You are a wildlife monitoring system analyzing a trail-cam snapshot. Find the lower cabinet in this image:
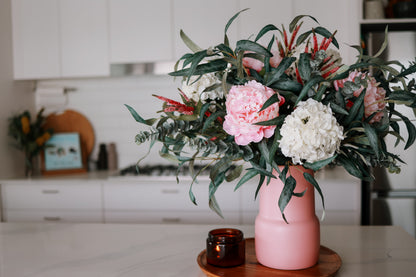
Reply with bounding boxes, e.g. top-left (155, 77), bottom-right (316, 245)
top-left (103, 178), bottom-right (242, 224)
top-left (1, 180), bottom-right (103, 223)
top-left (0, 174), bottom-right (361, 225)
